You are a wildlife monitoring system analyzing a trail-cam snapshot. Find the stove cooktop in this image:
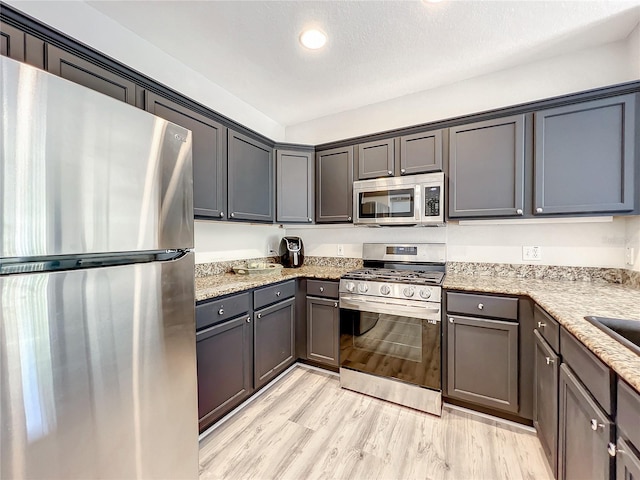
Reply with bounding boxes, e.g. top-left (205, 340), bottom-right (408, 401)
top-left (342, 268), bottom-right (445, 286)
